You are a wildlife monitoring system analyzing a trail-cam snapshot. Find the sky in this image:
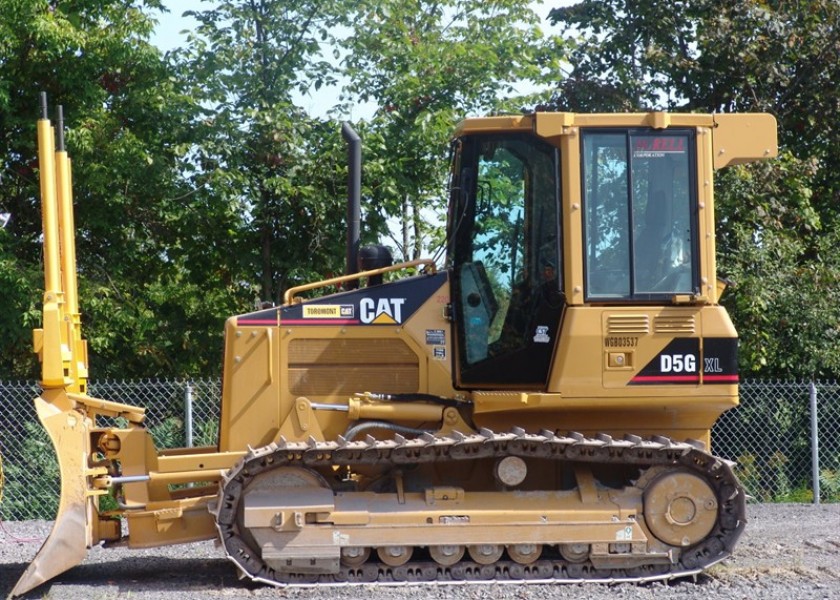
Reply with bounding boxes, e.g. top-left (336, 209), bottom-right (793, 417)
top-left (150, 1), bottom-right (561, 50)
top-left (150, 1), bottom-right (201, 51)
top-left (149, 1), bottom-right (566, 119)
